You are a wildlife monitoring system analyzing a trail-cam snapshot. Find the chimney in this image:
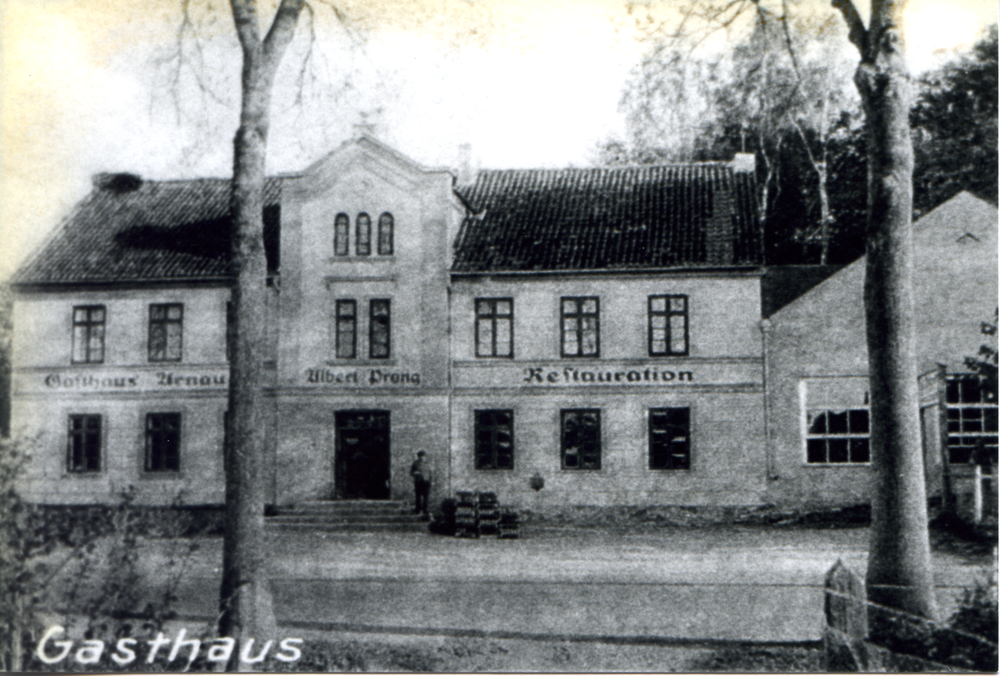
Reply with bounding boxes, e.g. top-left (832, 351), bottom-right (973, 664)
top-left (93, 172), bottom-right (142, 193)
top-left (456, 143), bottom-right (473, 185)
top-left (730, 153), bottom-right (756, 173)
